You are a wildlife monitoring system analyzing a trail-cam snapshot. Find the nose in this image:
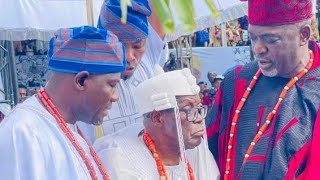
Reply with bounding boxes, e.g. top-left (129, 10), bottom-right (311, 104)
top-left (252, 39), bottom-right (267, 56)
top-left (194, 112), bottom-right (204, 124)
top-left (125, 47), bottom-right (136, 64)
top-left (111, 90), bottom-right (119, 102)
